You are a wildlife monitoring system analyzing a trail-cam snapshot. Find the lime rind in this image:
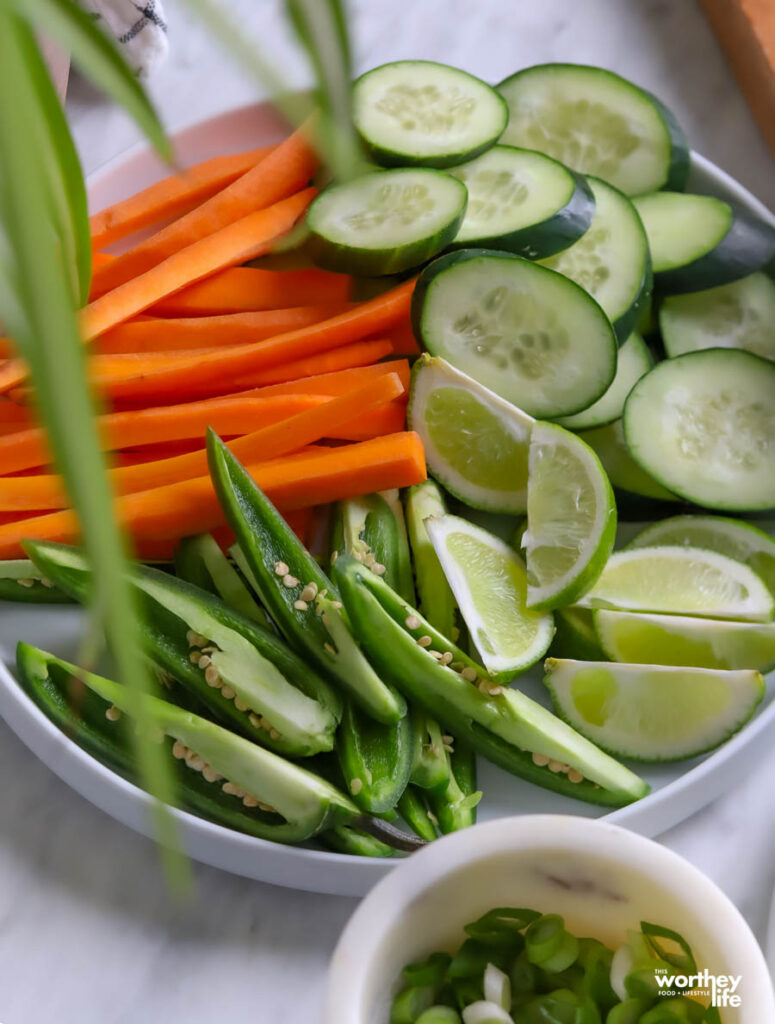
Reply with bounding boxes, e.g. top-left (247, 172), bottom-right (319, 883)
top-left (544, 657), bottom-right (765, 762)
top-left (524, 422), bottom-right (617, 610)
top-left (408, 354), bottom-right (535, 513)
top-left (594, 609), bottom-right (775, 673)
top-left (627, 514), bottom-right (775, 596)
top-left (577, 545), bottom-right (775, 622)
top-left (425, 513), bottom-right (554, 679)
